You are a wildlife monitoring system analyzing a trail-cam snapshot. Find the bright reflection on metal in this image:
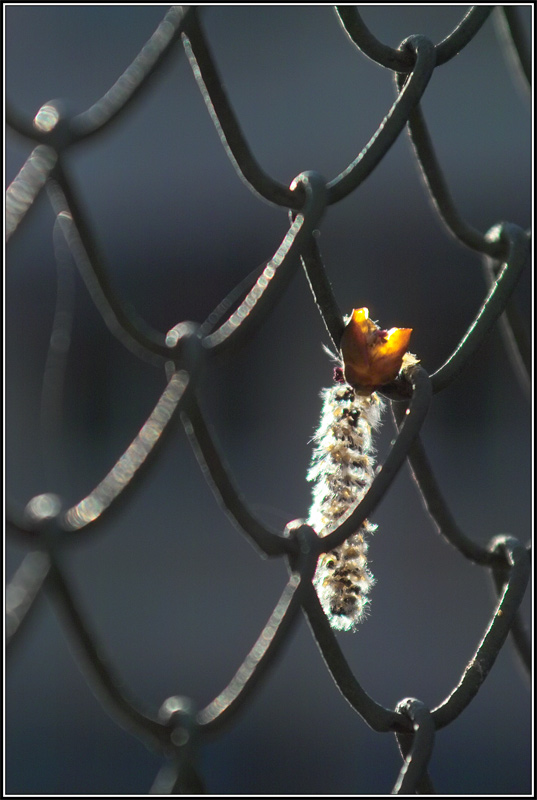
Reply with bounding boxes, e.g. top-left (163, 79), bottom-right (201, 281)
top-left (64, 371), bottom-right (189, 529)
top-left (73, 7), bottom-right (185, 135)
top-left (208, 220), bottom-right (303, 345)
top-left (33, 103), bottom-right (60, 132)
top-left (25, 493), bottom-right (62, 522)
top-left (5, 146), bottom-right (57, 241)
top-left (166, 321), bottom-right (194, 349)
